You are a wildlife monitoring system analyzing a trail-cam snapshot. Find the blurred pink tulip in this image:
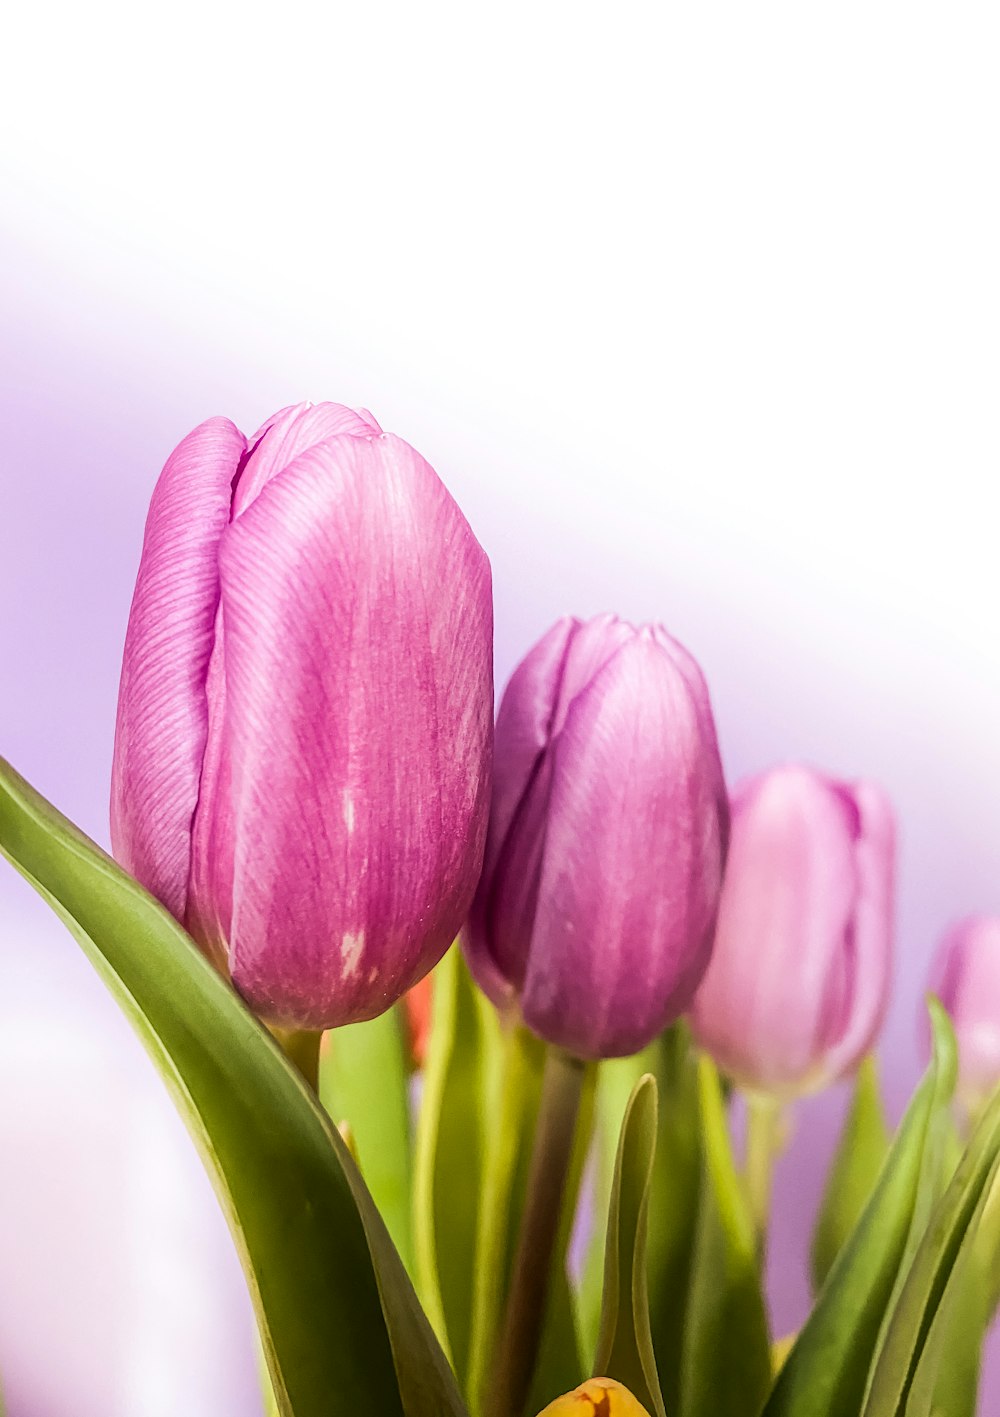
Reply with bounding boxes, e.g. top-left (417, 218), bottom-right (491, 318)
top-left (691, 765), bottom-right (894, 1096)
top-left (927, 916), bottom-right (1000, 1110)
top-left (111, 401), bottom-right (493, 1030)
top-left (465, 613), bottom-right (728, 1058)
